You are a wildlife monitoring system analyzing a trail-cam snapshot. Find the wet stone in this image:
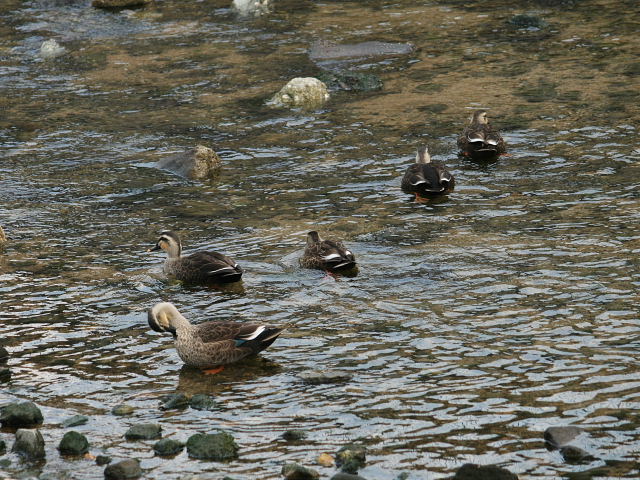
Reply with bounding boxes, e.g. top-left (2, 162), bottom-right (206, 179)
top-left (96, 455), bottom-right (112, 465)
top-left (0, 346), bottom-right (8, 362)
top-left (186, 431), bottom-right (239, 461)
top-left (0, 401), bottom-right (44, 428)
top-left (544, 426), bottom-right (585, 449)
top-left (189, 394), bottom-right (219, 411)
top-left (0, 368), bottom-right (10, 382)
top-left (561, 445), bottom-right (596, 464)
top-left (268, 78), bottom-right (329, 109)
top-left (331, 474), bottom-right (368, 480)
top-left (282, 429), bottom-right (307, 442)
top-left (298, 369), bottom-right (352, 385)
top-left (316, 71), bottom-right (383, 92)
top-left (59, 431), bottom-right (89, 455)
top-left (104, 458), bottom-right (142, 479)
top-left (507, 14), bottom-right (548, 30)
top-left (111, 404), bottom-right (134, 416)
top-left (336, 444), bottom-right (366, 473)
top-left (160, 393), bottom-right (190, 411)
top-left (154, 438), bottom-right (185, 456)
top-left (282, 463), bottom-right (320, 480)
top-left (317, 453), bottom-right (334, 467)
top-left (452, 463), bottom-right (518, 480)
top-left (124, 423), bottom-right (162, 440)
top-left (12, 428), bottom-right (45, 460)
top-left (61, 415), bottom-right (89, 428)
top-left (156, 145), bottom-right (221, 181)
